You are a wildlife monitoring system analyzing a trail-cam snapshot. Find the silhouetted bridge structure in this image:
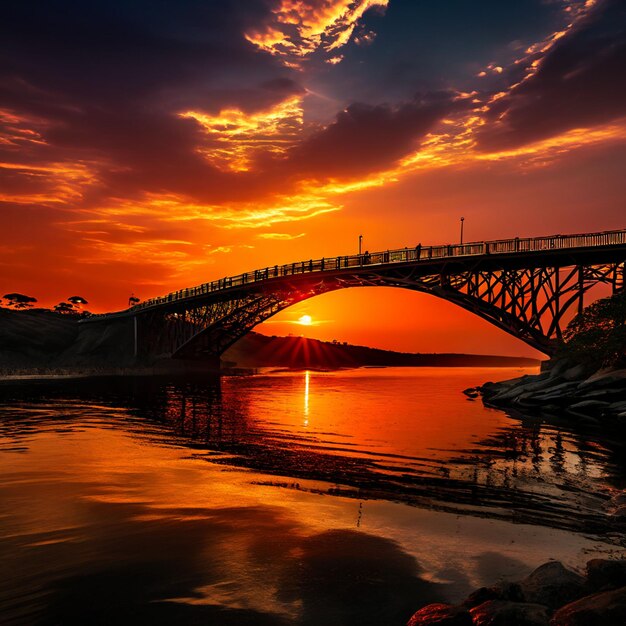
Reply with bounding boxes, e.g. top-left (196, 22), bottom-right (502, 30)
top-left (83, 229), bottom-right (626, 361)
